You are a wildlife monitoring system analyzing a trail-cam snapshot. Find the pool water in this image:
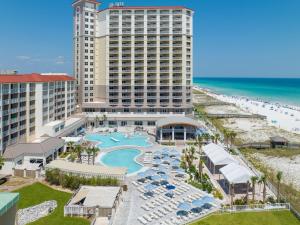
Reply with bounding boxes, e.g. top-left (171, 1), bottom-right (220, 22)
top-left (85, 132), bottom-right (151, 148)
top-left (101, 148), bottom-right (142, 174)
